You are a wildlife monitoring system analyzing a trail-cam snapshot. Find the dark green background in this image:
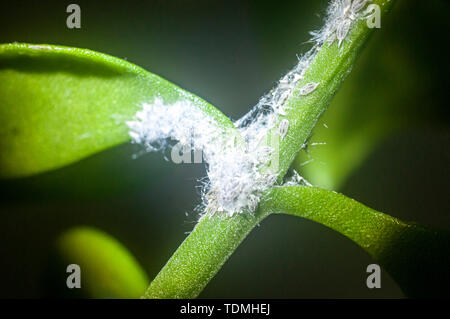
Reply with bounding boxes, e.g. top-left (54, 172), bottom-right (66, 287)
top-left (0, 0), bottom-right (449, 298)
